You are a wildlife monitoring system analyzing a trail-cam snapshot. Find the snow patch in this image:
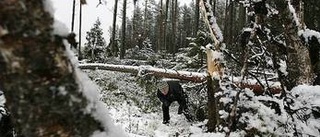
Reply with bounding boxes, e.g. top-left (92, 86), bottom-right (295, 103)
top-left (287, 0), bottom-right (300, 27)
top-left (206, 44), bottom-right (224, 61)
top-left (0, 91), bottom-right (5, 106)
top-left (298, 29), bottom-right (320, 43)
top-left (204, 2), bottom-right (224, 42)
top-left (291, 85), bottom-right (320, 107)
top-left (278, 60), bottom-right (288, 76)
top-left (90, 131), bottom-right (108, 137)
top-left (43, 0), bottom-right (55, 16)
